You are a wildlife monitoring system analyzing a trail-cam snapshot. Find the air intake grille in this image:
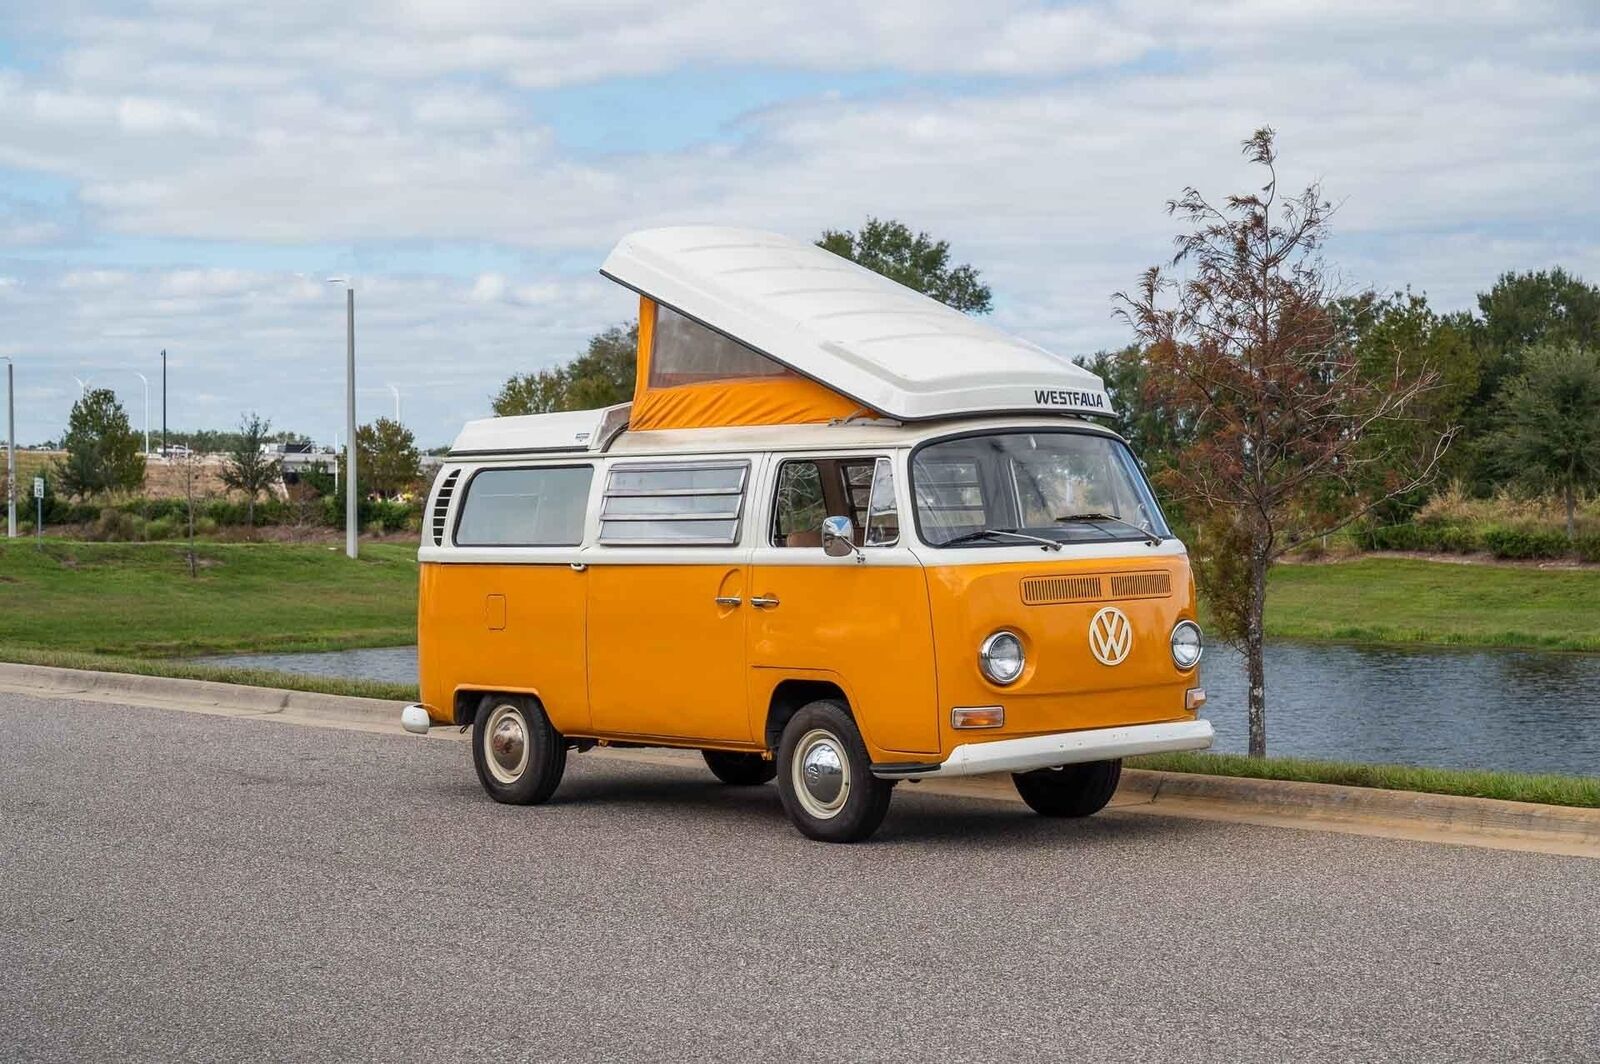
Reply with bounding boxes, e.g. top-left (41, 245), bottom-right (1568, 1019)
top-left (1110, 571), bottom-right (1172, 599)
top-left (1021, 570), bottom-right (1172, 605)
top-left (431, 468), bottom-right (461, 546)
top-left (1020, 575), bottom-right (1104, 604)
